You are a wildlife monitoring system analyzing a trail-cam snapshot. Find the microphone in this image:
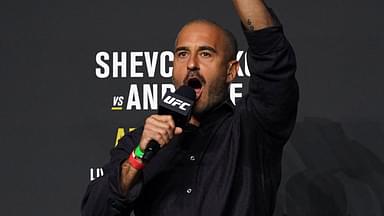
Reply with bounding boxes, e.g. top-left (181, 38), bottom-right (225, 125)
top-left (142, 86), bottom-right (196, 161)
